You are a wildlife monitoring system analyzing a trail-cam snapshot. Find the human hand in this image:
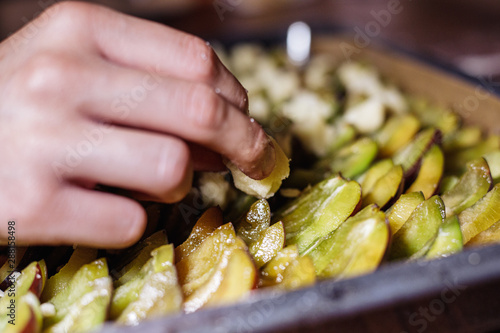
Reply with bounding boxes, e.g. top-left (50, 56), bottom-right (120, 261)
top-left (0, 2), bottom-right (275, 248)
